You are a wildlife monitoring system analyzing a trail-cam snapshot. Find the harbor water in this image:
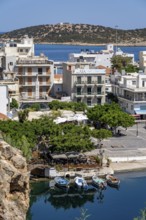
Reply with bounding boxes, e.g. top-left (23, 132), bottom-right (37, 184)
top-left (35, 44), bottom-right (146, 62)
top-left (27, 171), bottom-right (146, 220)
